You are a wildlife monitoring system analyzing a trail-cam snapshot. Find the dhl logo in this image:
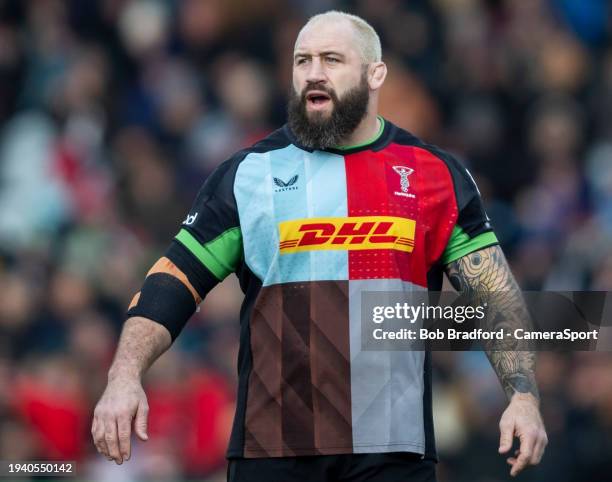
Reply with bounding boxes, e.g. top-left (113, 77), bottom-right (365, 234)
top-left (278, 216), bottom-right (416, 254)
